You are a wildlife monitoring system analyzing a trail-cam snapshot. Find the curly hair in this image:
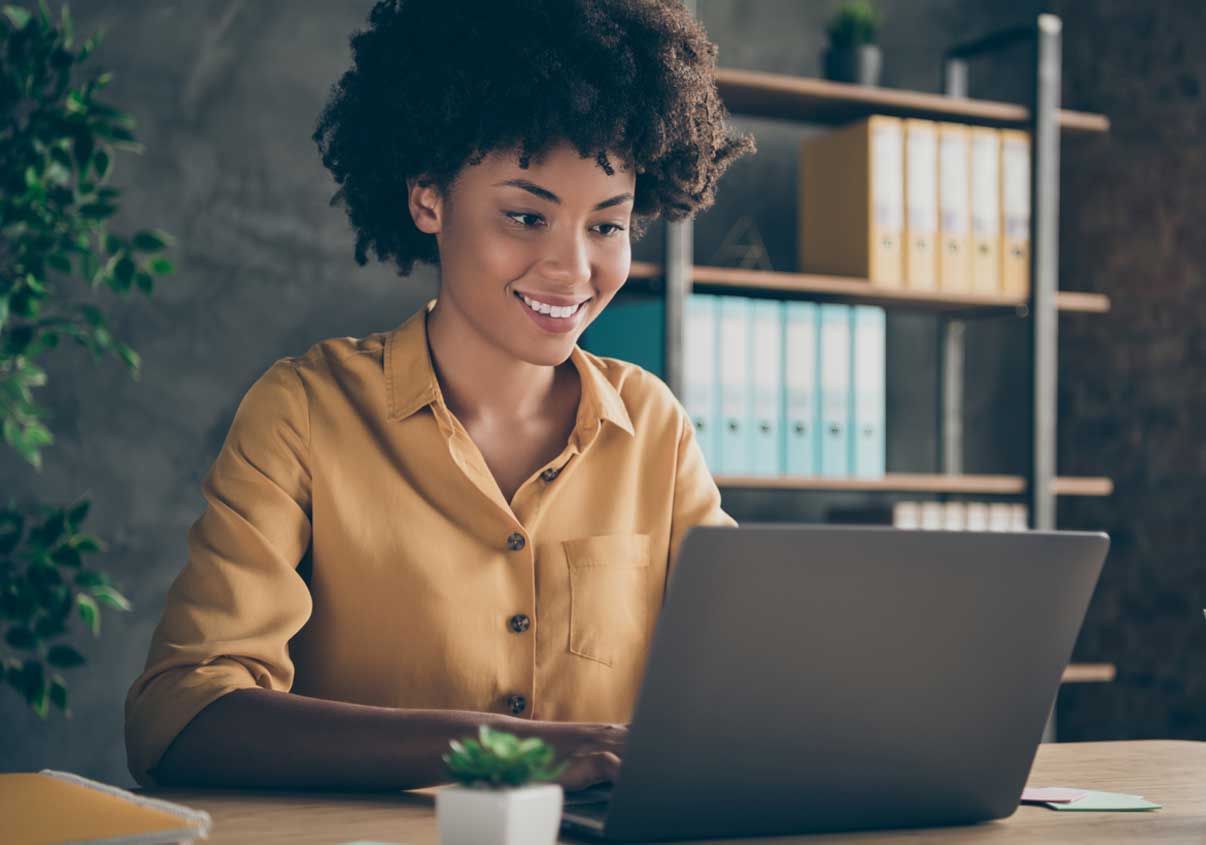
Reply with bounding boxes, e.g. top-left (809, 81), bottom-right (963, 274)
top-left (312, 0), bottom-right (756, 277)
